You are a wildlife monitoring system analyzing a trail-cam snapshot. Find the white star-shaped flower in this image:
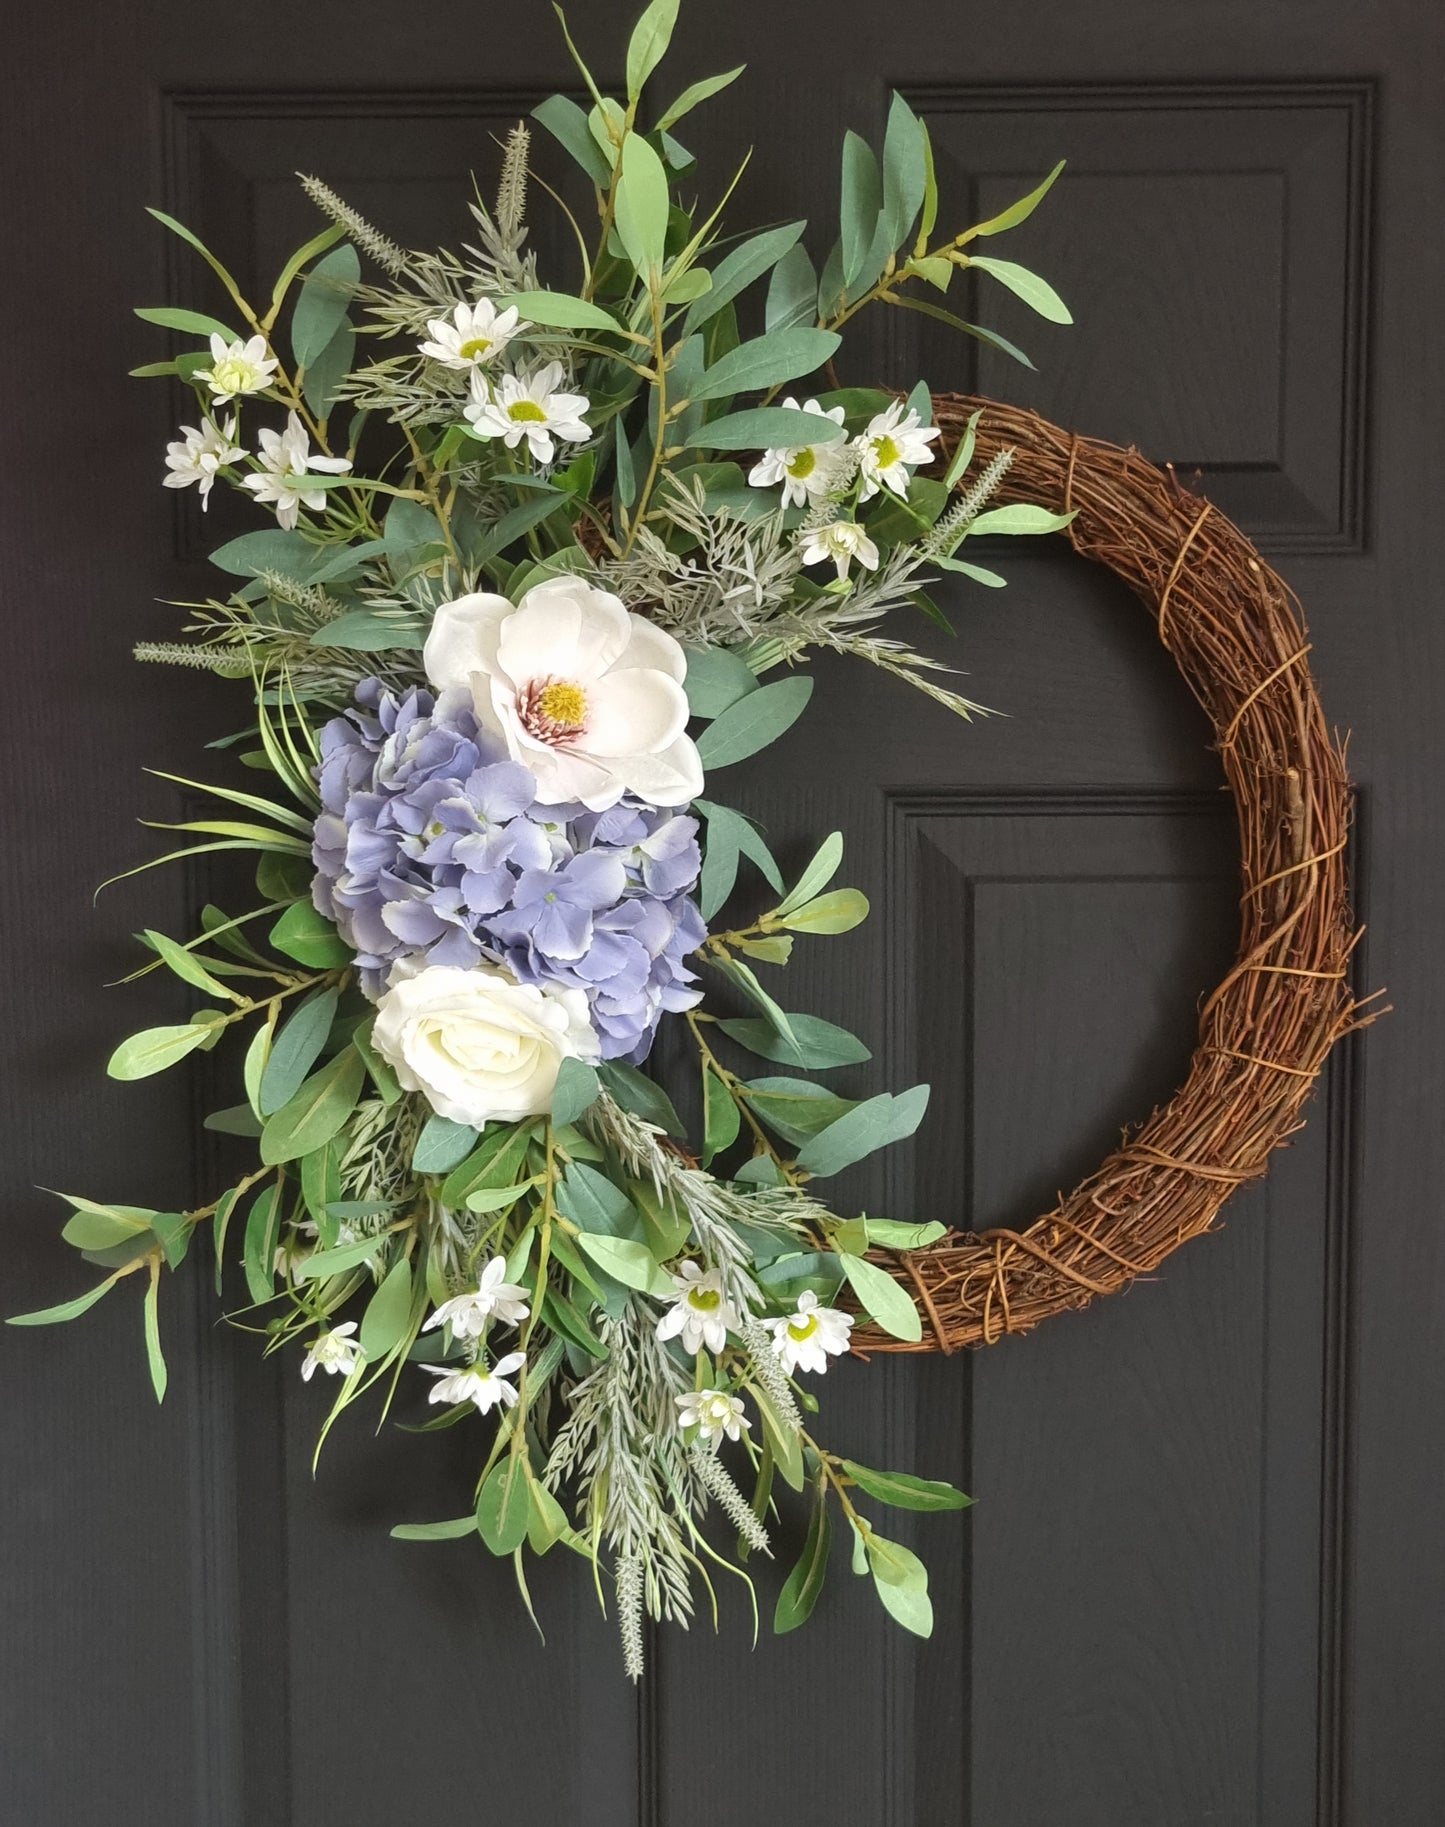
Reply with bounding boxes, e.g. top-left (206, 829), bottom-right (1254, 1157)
top-left (162, 414), bottom-right (245, 508)
top-left (196, 333), bottom-right (279, 404)
top-left (747, 396), bottom-right (848, 507)
top-left (301, 1321), bottom-right (363, 1381)
top-left (655, 1260), bottom-right (741, 1355)
top-left (420, 1350), bottom-right (526, 1414)
top-left (464, 360), bottom-right (591, 465)
top-left (242, 410), bottom-right (352, 530)
top-left (853, 399), bottom-right (940, 501)
top-left (675, 1388), bottom-right (750, 1443)
top-left (419, 298), bottom-right (527, 371)
top-left (422, 1256), bottom-right (532, 1340)
top-left (762, 1290), bottom-right (854, 1375)
top-left (799, 519), bottom-right (879, 581)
